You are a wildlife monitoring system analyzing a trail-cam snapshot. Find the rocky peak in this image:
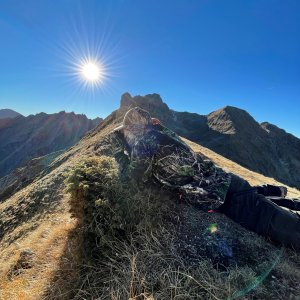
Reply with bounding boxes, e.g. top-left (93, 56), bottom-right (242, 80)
top-left (95, 92), bottom-right (300, 189)
top-left (0, 109), bottom-right (23, 119)
top-left (120, 92), bottom-right (167, 109)
top-left (120, 92), bottom-right (133, 107)
top-left (211, 106), bottom-right (254, 123)
top-left (118, 93), bottom-right (171, 125)
top-left (207, 106), bottom-right (262, 135)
